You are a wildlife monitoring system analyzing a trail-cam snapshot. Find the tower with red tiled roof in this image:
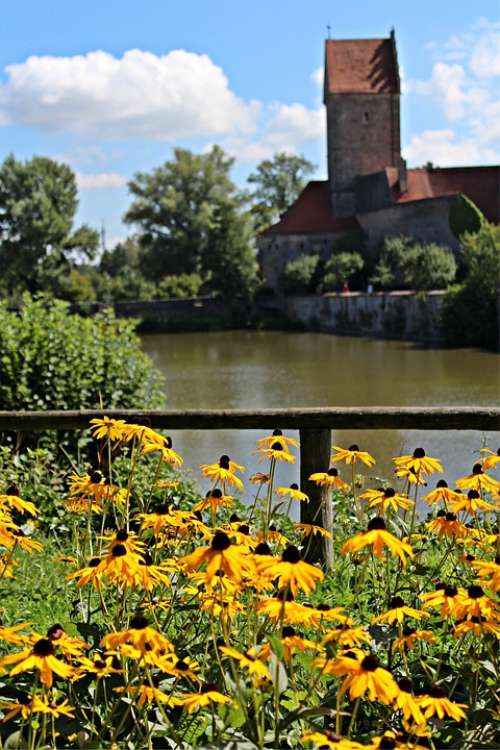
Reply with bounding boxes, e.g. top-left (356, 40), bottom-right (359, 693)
top-left (324, 30), bottom-right (404, 216)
